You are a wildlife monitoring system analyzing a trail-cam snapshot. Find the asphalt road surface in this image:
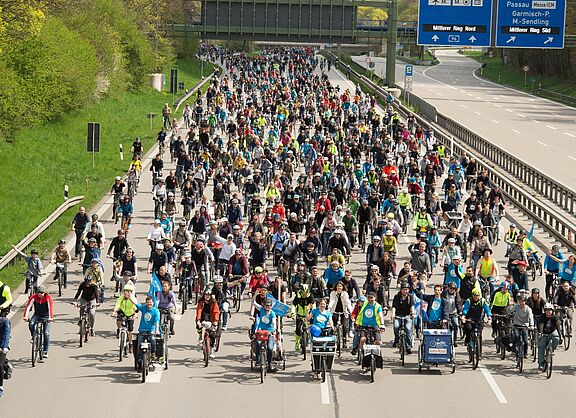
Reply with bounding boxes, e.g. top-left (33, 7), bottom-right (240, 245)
top-left (3, 65), bottom-right (576, 418)
top-left (352, 50), bottom-right (576, 190)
